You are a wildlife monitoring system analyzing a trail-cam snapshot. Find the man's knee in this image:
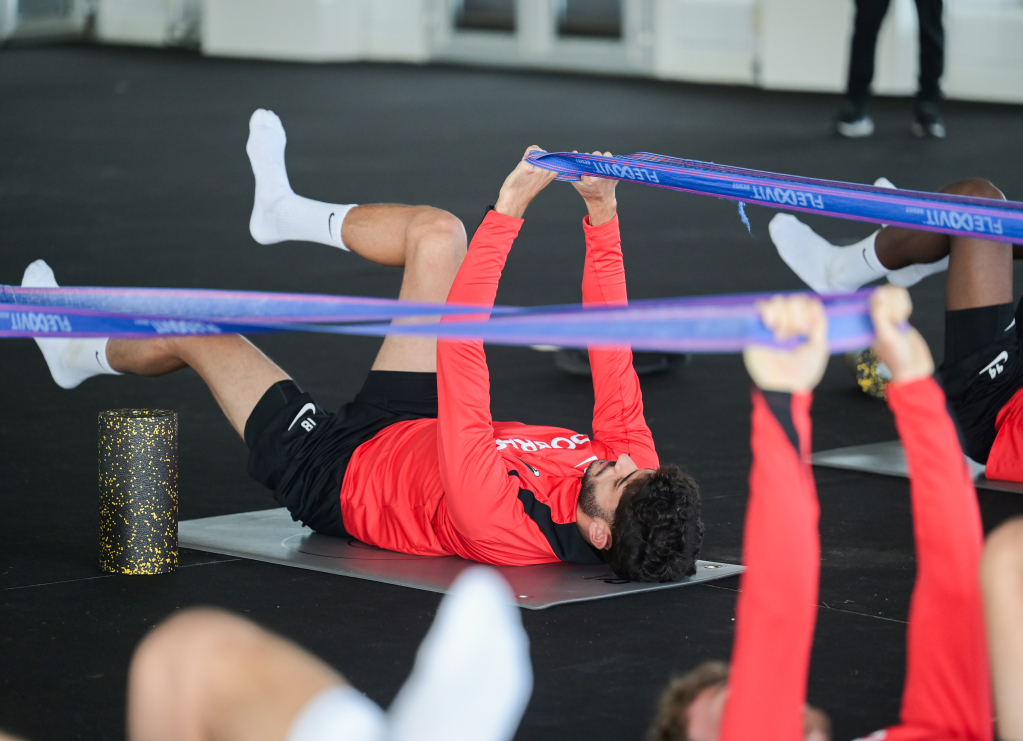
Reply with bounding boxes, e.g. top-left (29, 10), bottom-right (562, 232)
top-left (983, 518), bottom-right (1023, 584)
top-left (940, 178), bottom-right (1006, 201)
top-left (407, 208), bottom-right (468, 266)
top-left (131, 608), bottom-right (262, 692)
